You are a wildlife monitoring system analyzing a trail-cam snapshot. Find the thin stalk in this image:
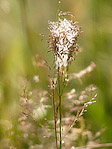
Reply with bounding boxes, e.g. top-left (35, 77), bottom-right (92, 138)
top-left (59, 95), bottom-right (62, 149)
top-left (58, 69), bottom-right (62, 149)
top-left (52, 89), bottom-right (58, 149)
